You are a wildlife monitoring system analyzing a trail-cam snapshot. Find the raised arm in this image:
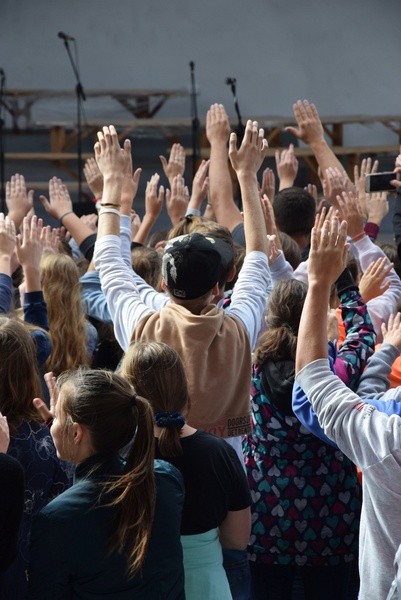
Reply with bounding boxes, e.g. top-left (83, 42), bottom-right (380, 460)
top-left (0, 213), bottom-right (16, 313)
top-left (228, 120), bottom-right (269, 255)
top-left (206, 103), bottom-right (243, 232)
top-left (226, 120), bottom-right (271, 348)
top-left (275, 144), bottom-right (298, 190)
top-left (133, 174), bottom-right (164, 244)
top-left (93, 127), bottom-right (154, 350)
